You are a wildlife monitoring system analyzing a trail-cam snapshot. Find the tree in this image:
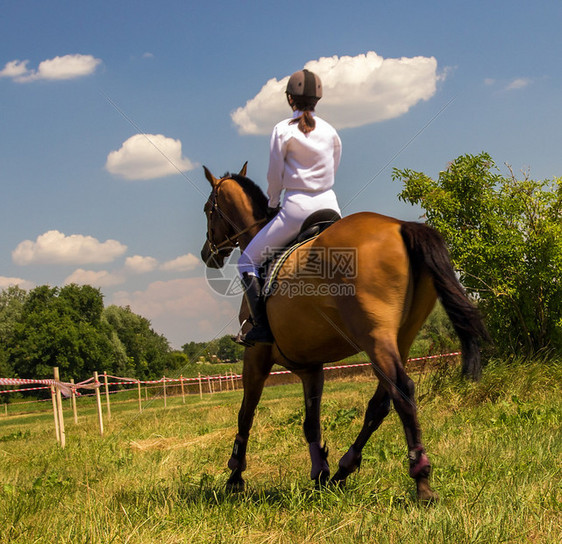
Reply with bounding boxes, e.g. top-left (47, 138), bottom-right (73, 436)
top-left (182, 340), bottom-right (209, 362)
top-left (9, 285), bottom-right (119, 381)
top-left (181, 335), bottom-right (244, 363)
top-left (2, 285), bottom-right (179, 382)
top-left (103, 305), bottom-right (171, 379)
top-left (215, 335), bottom-right (245, 362)
top-left (0, 286), bottom-right (27, 377)
top-left (59, 283), bottom-right (105, 326)
top-left (394, 152), bottom-right (562, 357)
top-left (165, 351), bottom-right (190, 374)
